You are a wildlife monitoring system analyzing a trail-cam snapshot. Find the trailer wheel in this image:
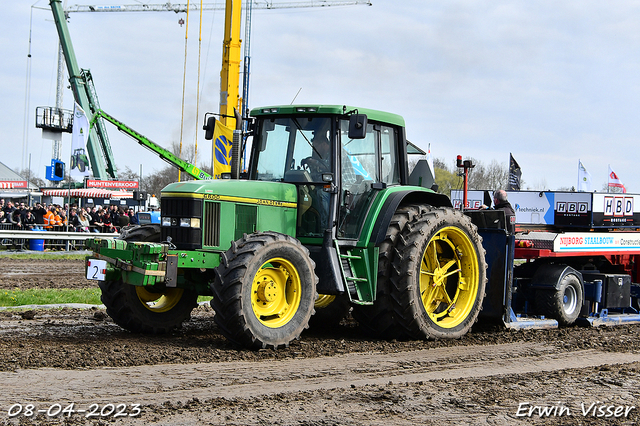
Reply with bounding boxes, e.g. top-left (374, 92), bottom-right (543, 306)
top-left (308, 294), bottom-right (351, 329)
top-left (352, 205), bottom-right (423, 338)
top-left (211, 232), bottom-right (318, 349)
top-left (391, 207), bottom-right (487, 340)
top-left (536, 273), bottom-right (583, 325)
